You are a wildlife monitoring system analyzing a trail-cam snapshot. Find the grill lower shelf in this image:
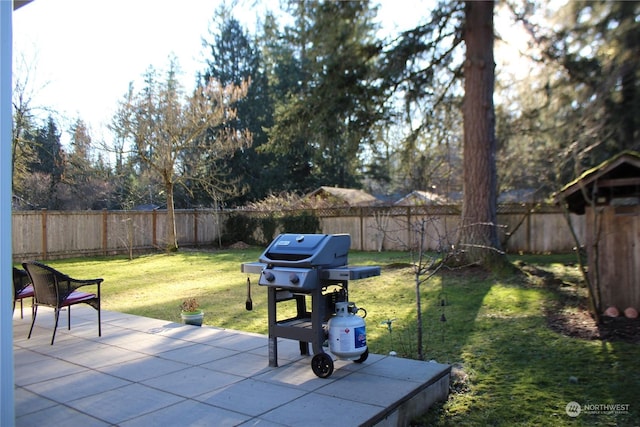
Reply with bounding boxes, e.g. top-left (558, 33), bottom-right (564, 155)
top-left (276, 317), bottom-right (313, 329)
top-left (272, 317), bottom-right (322, 344)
